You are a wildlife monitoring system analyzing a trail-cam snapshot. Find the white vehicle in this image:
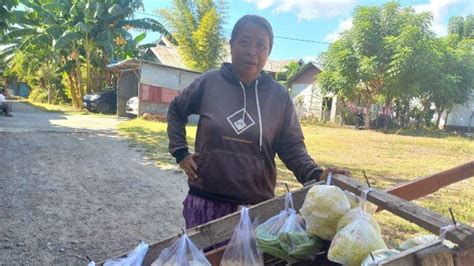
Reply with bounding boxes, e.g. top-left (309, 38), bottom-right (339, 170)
top-left (126, 96), bottom-right (138, 115)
